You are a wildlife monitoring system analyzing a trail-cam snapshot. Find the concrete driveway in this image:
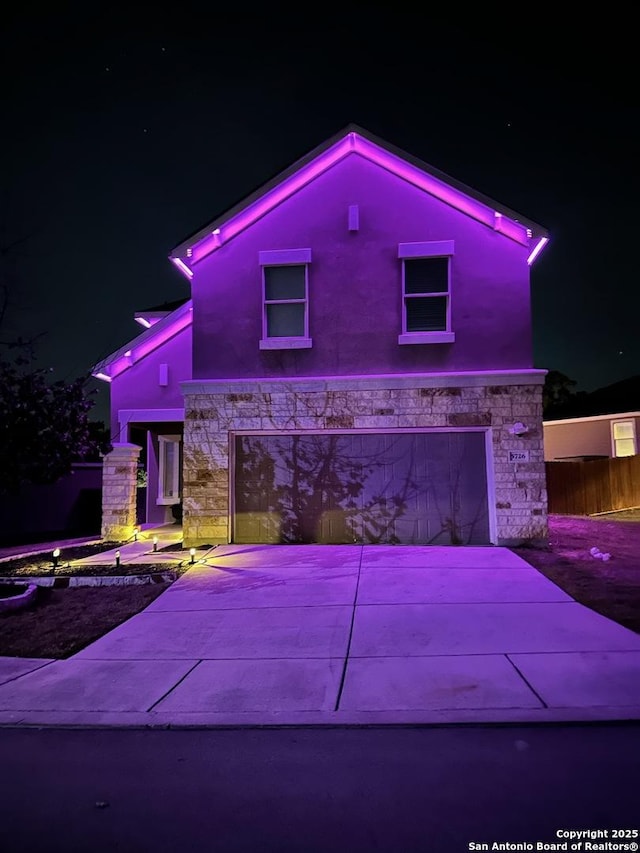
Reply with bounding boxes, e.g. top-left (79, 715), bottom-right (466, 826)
top-left (2, 544), bottom-right (640, 726)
